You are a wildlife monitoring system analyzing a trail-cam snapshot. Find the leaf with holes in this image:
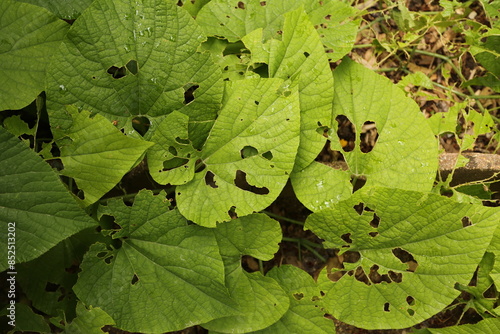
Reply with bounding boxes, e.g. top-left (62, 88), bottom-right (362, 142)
top-left (202, 213), bottom-right (289, 332)
top-left (58, 107), bottom-right (153, 206)
top-left (196, 0), bottom-right (359, 61)
top-left (0, 127), bottom-right (95, 271)
top-left (62, 303), bottom-right (114, 334)
top-left (292, 58), bottom-right (439, 211)
top-left (176, 77), bottom-right (300, 226)
top-left (306, 187), bottom-right (499, 329)
top-left (45, 0), bottom-right (222, 147)
top-left (0, 0), bottom-right (69, 110)
top-left (242, 7), bottom-right (334, 171)
top-left (252, 265), bottom-right (335, 334)
top-left (148, 110), bottom-right (198, 185)
top-left (74, 190), bottom-right (236, 333)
